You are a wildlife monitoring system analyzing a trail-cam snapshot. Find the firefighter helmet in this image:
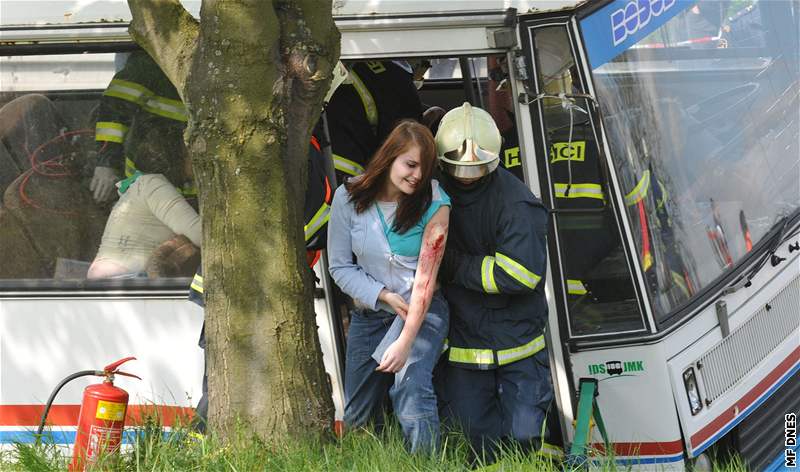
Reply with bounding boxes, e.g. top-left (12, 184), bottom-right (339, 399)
top-left (435, 102), bottom-right (502, 179)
